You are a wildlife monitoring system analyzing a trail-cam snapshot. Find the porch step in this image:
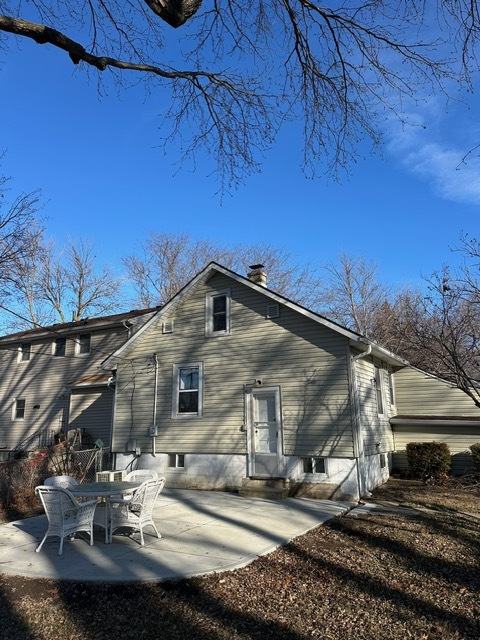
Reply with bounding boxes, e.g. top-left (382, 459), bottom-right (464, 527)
top-left (238, 478), bottom-right (290, 500)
